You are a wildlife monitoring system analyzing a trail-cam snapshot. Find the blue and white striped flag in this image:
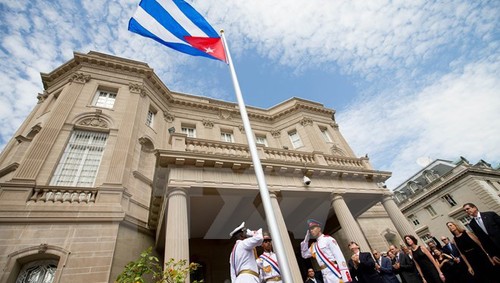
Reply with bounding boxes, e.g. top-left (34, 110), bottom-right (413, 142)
top-left (129, 0), bottom-right (226, 62)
